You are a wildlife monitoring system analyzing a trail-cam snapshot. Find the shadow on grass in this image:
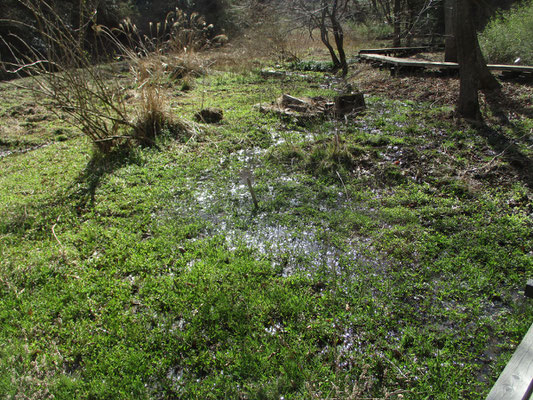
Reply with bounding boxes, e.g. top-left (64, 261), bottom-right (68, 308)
top-left (0, 146), bottom-right (142, 238)
top-left (477, 126), bottom-right (533, 188)
top-left (483, 87), bottom-right (533, 124)
top-left (476, 87), bottom-right (533, 190)
top-left (69, 145), bottom-right (143, 212)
